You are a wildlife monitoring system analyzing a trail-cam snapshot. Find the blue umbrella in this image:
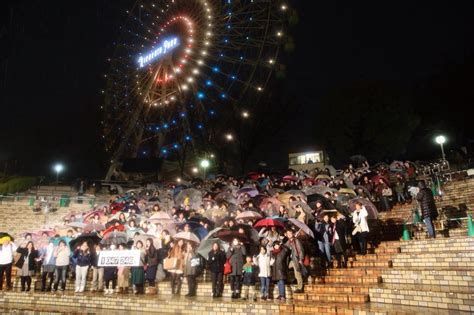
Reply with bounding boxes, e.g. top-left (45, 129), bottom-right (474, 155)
top-left (193, 226), bottom-right (209, 240)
